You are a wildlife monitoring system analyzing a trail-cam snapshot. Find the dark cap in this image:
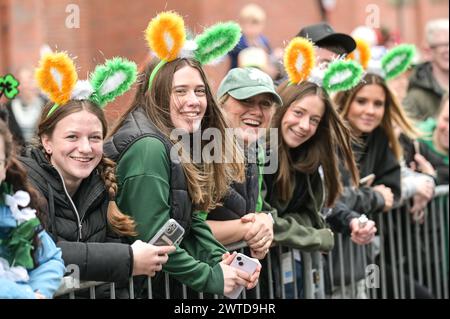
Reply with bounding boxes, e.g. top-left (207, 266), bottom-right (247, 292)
top-left (297, 22), bottom-right (356, 54)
